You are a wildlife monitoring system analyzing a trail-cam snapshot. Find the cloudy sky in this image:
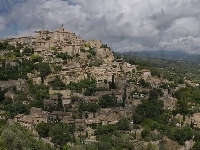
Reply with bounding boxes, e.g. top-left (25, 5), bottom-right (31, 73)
top-left (0, 0), bottom-right (200, 54)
